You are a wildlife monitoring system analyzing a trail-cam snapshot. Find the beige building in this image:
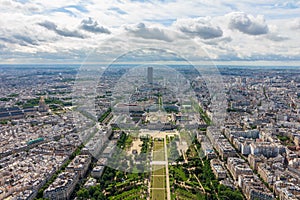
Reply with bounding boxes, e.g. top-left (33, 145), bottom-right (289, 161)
top-left (91, 166), bottom-right (105, 178)
top-left (238, 174), bottom-right (274, 200)
top-left (227, 157), bottom-right (252, 180)
top-left (257, 163), bottom-right (276, 185)
top-left (44, 172), bottom-right (79, 200)
top-left (210, 159), bottom-right (227, 180)
top-left (248, 154), bottom-right (265, 171)
top-left (65, 155), bottom-right (91, 178)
